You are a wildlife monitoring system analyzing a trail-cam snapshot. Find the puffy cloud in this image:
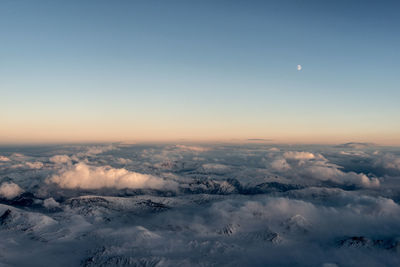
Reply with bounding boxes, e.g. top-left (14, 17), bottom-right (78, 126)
top-left (0, 155), bottom-right (11, 162)
top-left (270, 159), bottom-right (291, 171)
top-left (140, 144), bottom-right (210, 164)
top-left (6, 161), bottom-right (44, 169)
top-left (47, 162), bottom-right (178, 190)
top-left (50, 155), bottom-right (72, 164)
top-left (303, 165), bottom-right (379, 188)
top-left (116, 158), bottom-right (133, 164)
top-left (43, 198), bottom-right (60, 209)
top-left (269, 151), bottom-right (380, 188)
top-left (85, 145), bottom-right (115, 155)
top-left (345, 196), bottom-right (400, 216)
top-left (283, 151), bottom-right (316, 160)
top-left (78, 145), bottom-right (118, 156)
top-left (373, 153), bottom-right (400, 173)
top-left (266, 150), bottom-right (379, 188)
top-left (0, 182), bottom-right (24, 199)
top-left (9, 153), bottom-right (27, 161)
top-left (74, 145), bottom-right (118, 158)
top-left (25, 161), bottom-right (44, 169)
